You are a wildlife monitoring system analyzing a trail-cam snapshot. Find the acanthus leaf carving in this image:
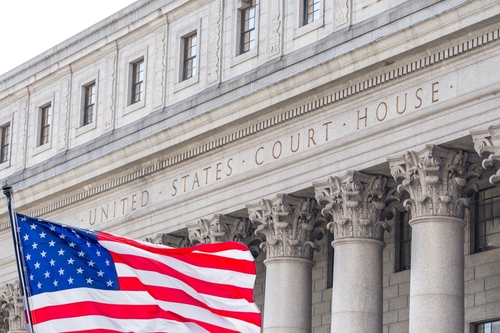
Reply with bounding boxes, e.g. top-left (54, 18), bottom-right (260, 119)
top-left (247, 193), bottom-right (324, 260)
top-left (313, 171), bottom-right (395, 241)
top-left (388, 144), bottom-right (484, 218)
top-left (0, 281), bottom-right (24, 331)
top-left (471, 125), bottom-right (500, 185)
